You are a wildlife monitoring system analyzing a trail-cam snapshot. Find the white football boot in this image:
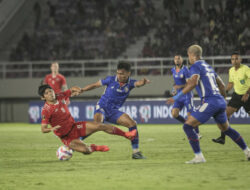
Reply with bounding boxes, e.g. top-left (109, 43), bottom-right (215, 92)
top-left (185, 153), bottom-right (206, 164)
top-left (244, 148), bottom-right (250, 161)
